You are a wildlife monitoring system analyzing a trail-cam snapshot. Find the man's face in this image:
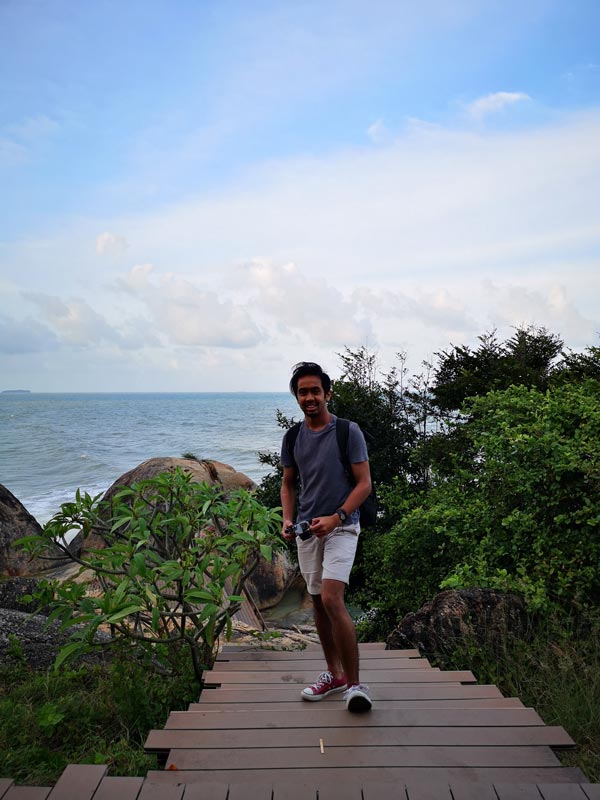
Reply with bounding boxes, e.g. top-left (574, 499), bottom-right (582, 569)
top-left (296, 374), bottom-right (331, 418)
